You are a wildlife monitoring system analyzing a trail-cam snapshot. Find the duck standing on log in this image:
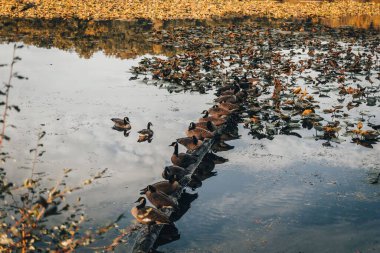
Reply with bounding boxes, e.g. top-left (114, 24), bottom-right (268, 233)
top-left (140, 176), bottom-right (180, 196)
top-left (169, 141), bottom-right (198, 167)
top-left (162, 165), bottom-right (190, 180)
top-left (177, 135), bottom-right (203, 151)
top-left (131, 197), bottom-right (172, 230)
top-left (199, 110), bottom-right (226, 126)
top-left (143, 185), bottom-right (179, 209)
top-left (186, 122), bottom-right (214, 140)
